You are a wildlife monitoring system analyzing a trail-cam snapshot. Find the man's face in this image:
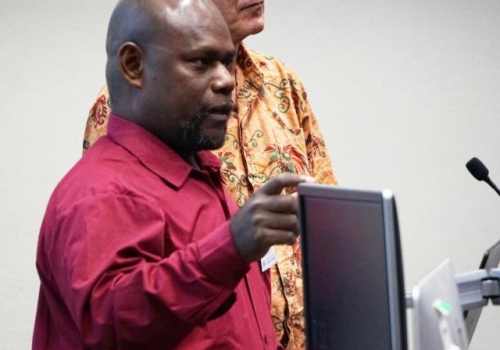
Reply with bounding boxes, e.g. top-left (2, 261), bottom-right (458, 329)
top-left (141, 2), bottom-right (236, 153)
top-left (211, 0), bottom-right (265, 44)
